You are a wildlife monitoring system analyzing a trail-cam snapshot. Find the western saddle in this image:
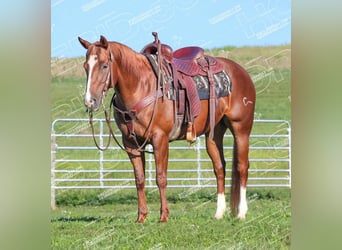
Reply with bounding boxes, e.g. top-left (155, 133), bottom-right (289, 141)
top-left (141, 32), bottom-right (223, 143)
